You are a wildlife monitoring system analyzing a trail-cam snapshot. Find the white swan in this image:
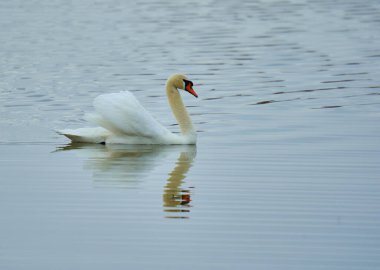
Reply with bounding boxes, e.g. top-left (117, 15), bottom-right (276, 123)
top-left (57, 74), bottom-right (198, 145)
